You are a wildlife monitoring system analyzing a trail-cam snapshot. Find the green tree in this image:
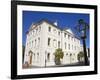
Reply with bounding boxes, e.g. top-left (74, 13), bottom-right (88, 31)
top-left (54, 48), bottom-right (64, 65)
top-left (77, 51), bottom-right (84, 62)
